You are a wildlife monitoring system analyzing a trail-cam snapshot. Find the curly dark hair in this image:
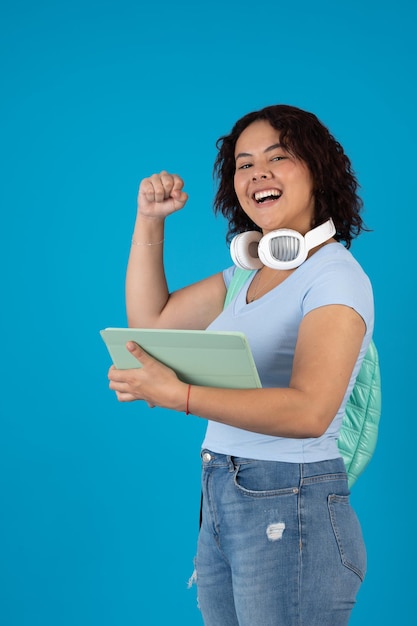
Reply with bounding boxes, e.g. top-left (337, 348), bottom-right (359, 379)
top-left (213, 104), bottom-right (367, 248)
